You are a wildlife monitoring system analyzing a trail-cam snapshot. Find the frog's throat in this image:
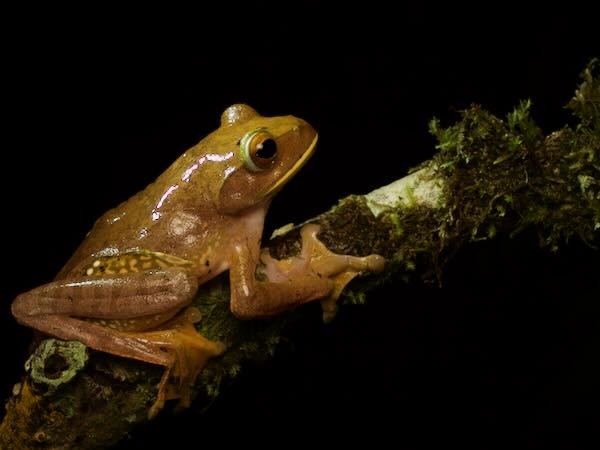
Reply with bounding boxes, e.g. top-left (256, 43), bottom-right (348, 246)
top-left (261, 133), bottom-right (318, 199)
